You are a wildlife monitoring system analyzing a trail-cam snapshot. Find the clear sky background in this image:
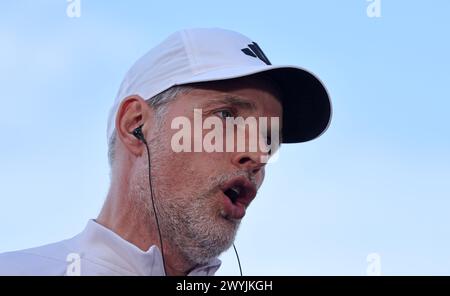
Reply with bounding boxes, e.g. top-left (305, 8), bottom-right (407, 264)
top-left (1, 0), bottom-right (449, 275)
